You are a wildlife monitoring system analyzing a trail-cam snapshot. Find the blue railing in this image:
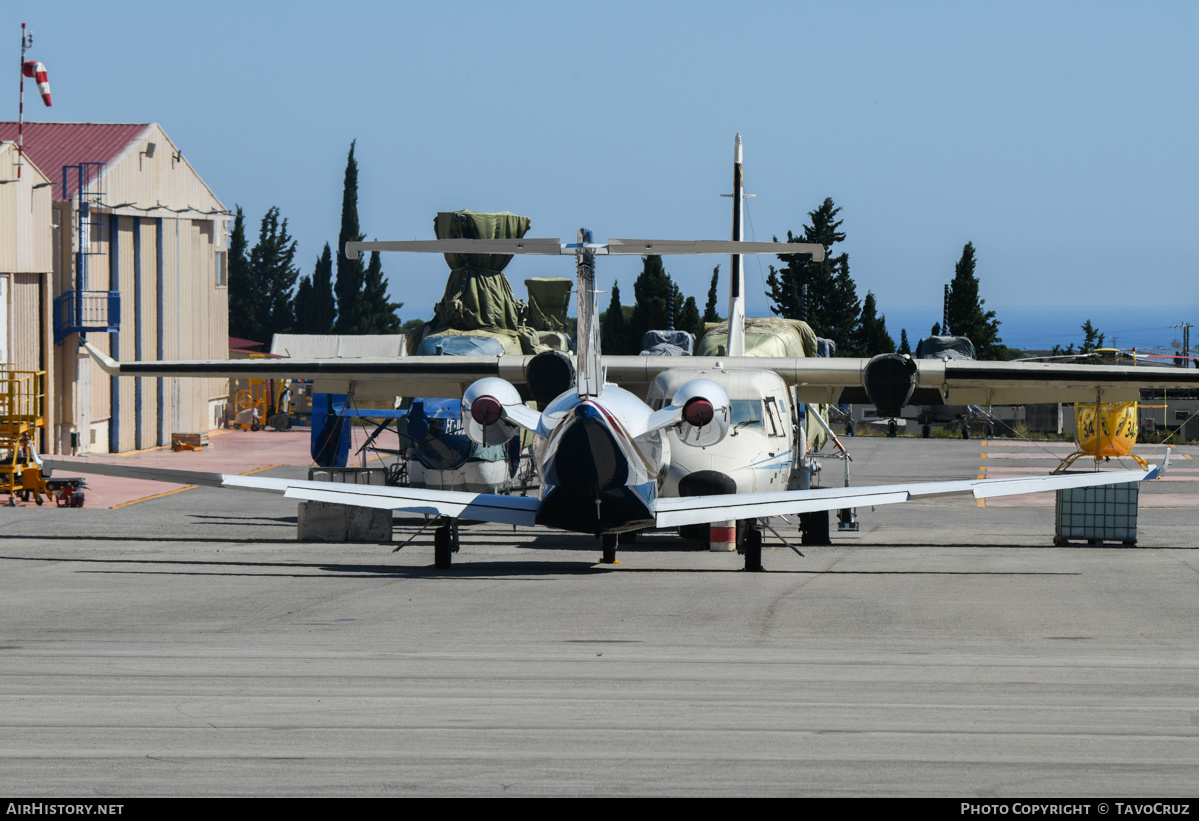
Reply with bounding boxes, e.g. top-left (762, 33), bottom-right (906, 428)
top-left (53, 290), bottom-right (120, 344)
